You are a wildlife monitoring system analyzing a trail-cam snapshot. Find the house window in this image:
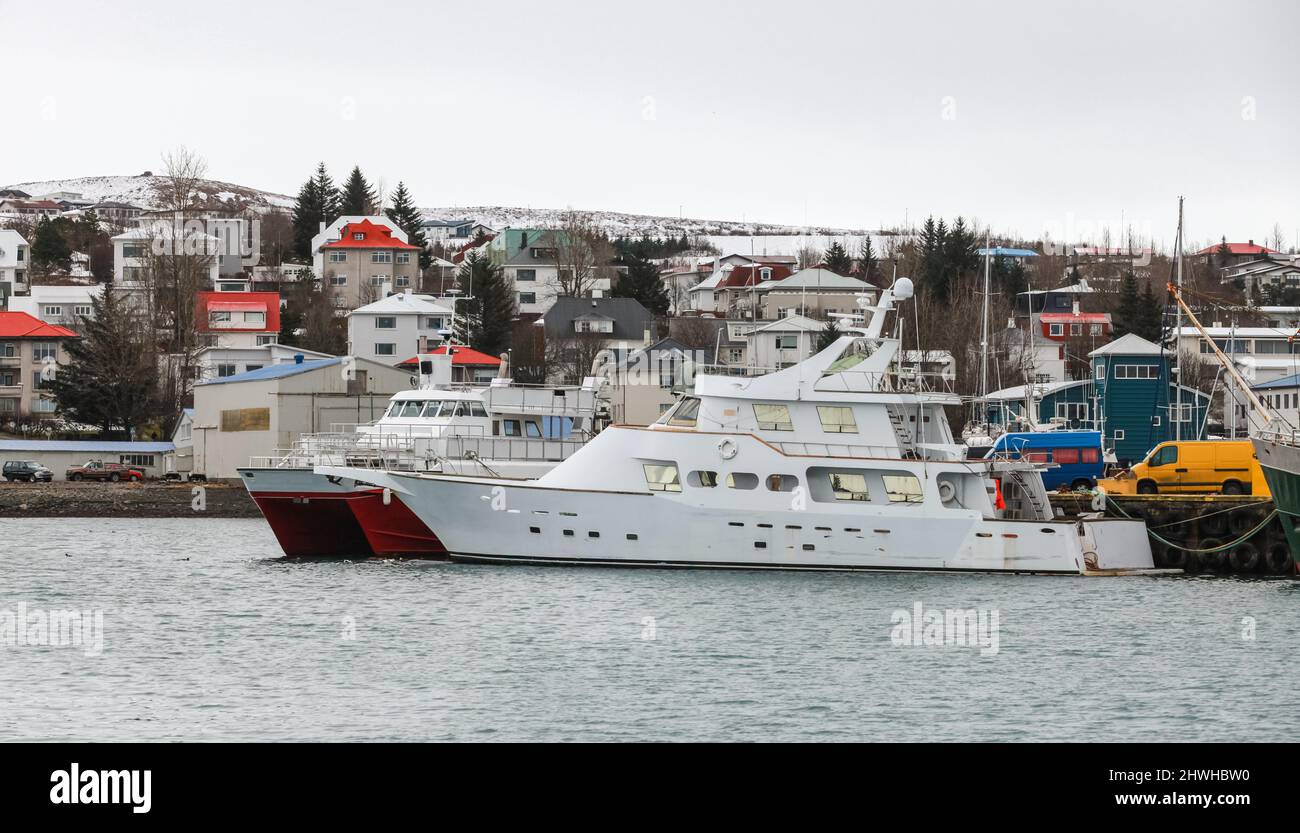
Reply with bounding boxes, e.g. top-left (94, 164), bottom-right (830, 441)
top-left (1114, 365), bottom-right (1158, 380)
top-left (119, 454), bottom-right (155, 468)
top-left (375, 316), bottom-right (397, 329)
top-left (210, 311), bottom-right (231, 324)
top-left (517, 269), bottom-right (537, 282)
top-left (43, 305), bottom-right (63, 318)
top-left (817, 406), bottom-right (858, 433)
top-left (32, 342), bottom-right (57, 362)
top-left (754, 403), bottom-right (793, 431)
top-left (217, 363), bottom-right (237, 377)
top-left (329, 251), bottom-right (347, 263)
top-left (256, 335), bottom-right (277, 346)
top-left (371, 252), bottom-right (392, 264)
top-left (74, 305), bottom-right (92, 317)
top-left (1089, 323), bottom-right (1102, 335)
top-left (728, 349), bottom-right (743, 363)
top-left (395, 275), bottom-right (410, 287)
top-left (642, 463), bottom-right (682, 492)
top-left (371, 275), bottom-right (388, 286)
top-left (1055, 402), bottom-right (1088, 422)
top-left (1069, 323), bottom-right (1082, 336)
top-left (424, 317), bottom-right (443, 329)
top-left (32, 397), bottom-right (57, 413)
top-left (1114, 429), bottom-right (1126, 440)
top-left (352, 232), bottom-right (365, 240)
top-left (244, 311), bottom-right (265, 326)
top-left (1171, 403), bottom-right (1193, 423)
top-left (329, 274), bottom-right (347, 285)
top-left (122, 244), bottom-right (144, 258)
top-left (519, 292), bottom-right (536, 305)
top-left (775, 335), bottom-right (798, 350)
top-left (396, 252), bottom-right (411, 264)
top-left (2, 343), bottom-right (16, 358)
top-left (1049, 323), bottom-right (1064, 336)
top-left (245, 365), bottom-right (263, 373)
top-left (375, 343), bottom-right (396, 356)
